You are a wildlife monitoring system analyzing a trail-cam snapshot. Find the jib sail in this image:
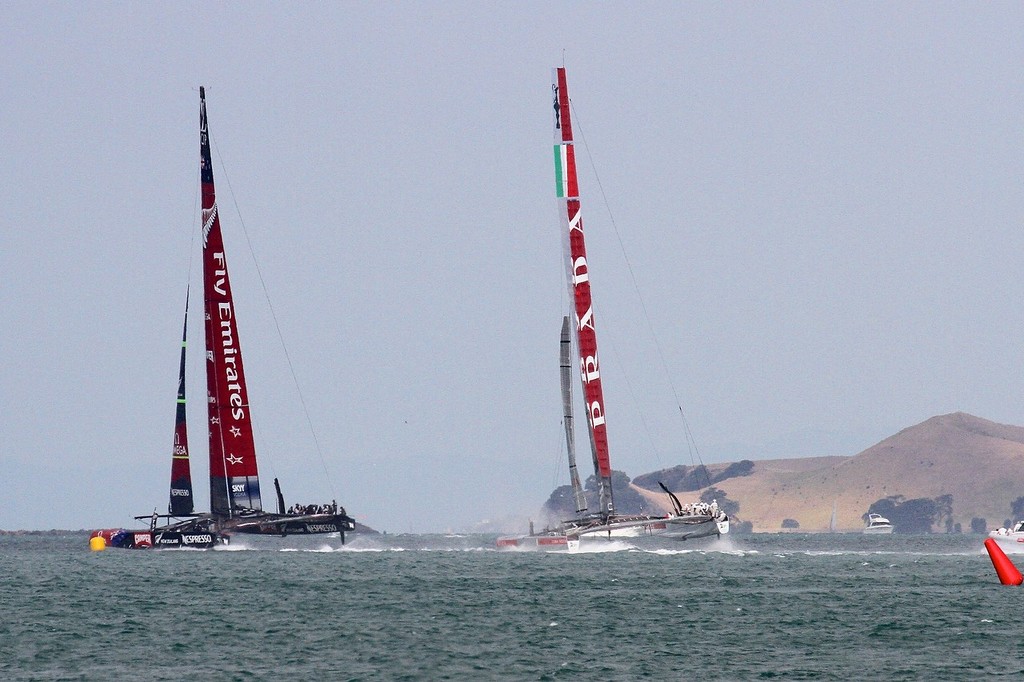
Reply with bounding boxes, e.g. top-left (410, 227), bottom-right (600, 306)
top-left (168, 290), bottom-right (194, 515)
